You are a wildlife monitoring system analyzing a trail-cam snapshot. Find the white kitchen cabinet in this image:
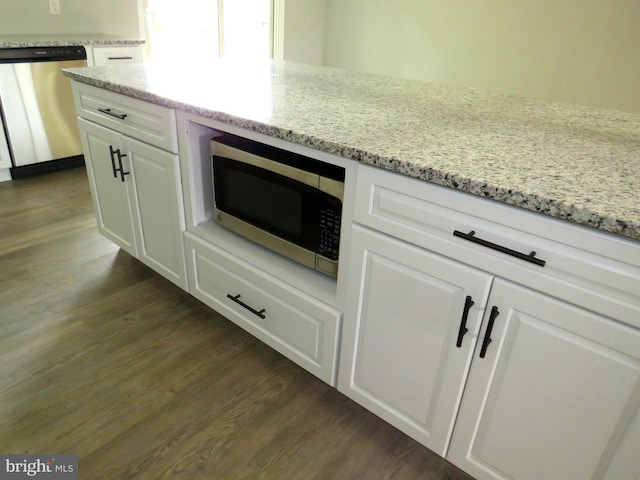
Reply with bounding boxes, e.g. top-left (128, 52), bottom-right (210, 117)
top-left (342, 233), bottom-right (640, 478)
top-left (175, 111), bottom-right (359, 385)
top-left (74, 82), bottom-right (187, 290)
top-left (184, 232), bottom-right (342, 385)
top-left (79, 118), bottom-right (137, 257)
top-left (338, 225), bottom-right (493, 454)
top-left (123, 135), bottom-right (186, 287)
top-left (68, 74), bottom-right (640, 478)
top-left (351, 165), bottom-right (640, 326)
top-left (85, 45), bottom-right (144, 66)
top-left (448, 279), bottom-right (640, 480)
top-left (79, 118), bottom-right (186, 289)
top-left (338, 164), bottom-right (640, 480)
